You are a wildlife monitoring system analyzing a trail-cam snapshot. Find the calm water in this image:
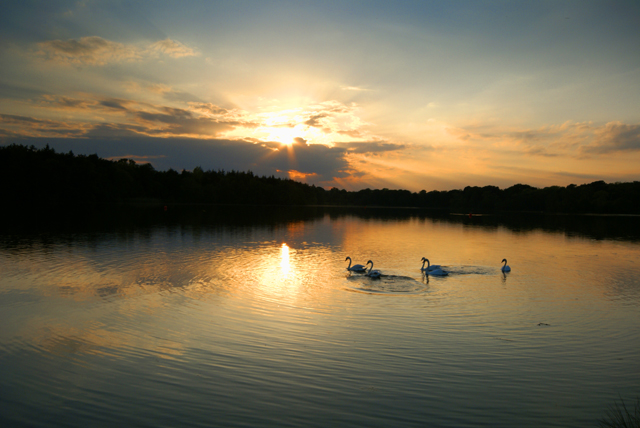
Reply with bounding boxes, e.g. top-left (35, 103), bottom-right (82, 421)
top-left (1, 207), bottom-right (639, 427)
